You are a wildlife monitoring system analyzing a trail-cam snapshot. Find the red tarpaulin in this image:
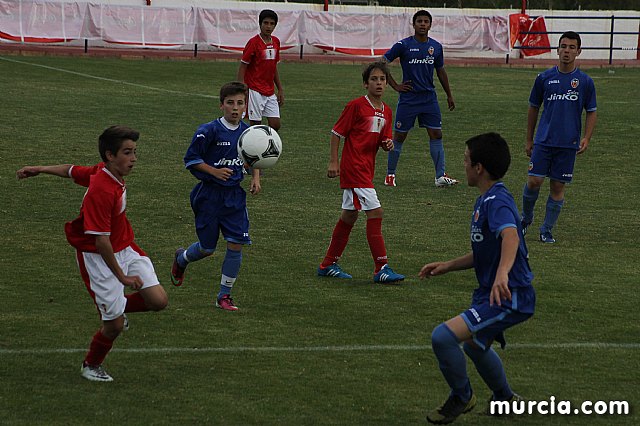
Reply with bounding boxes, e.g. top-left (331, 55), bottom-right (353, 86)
top-left (509, 13), bottom-right (551, 57)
